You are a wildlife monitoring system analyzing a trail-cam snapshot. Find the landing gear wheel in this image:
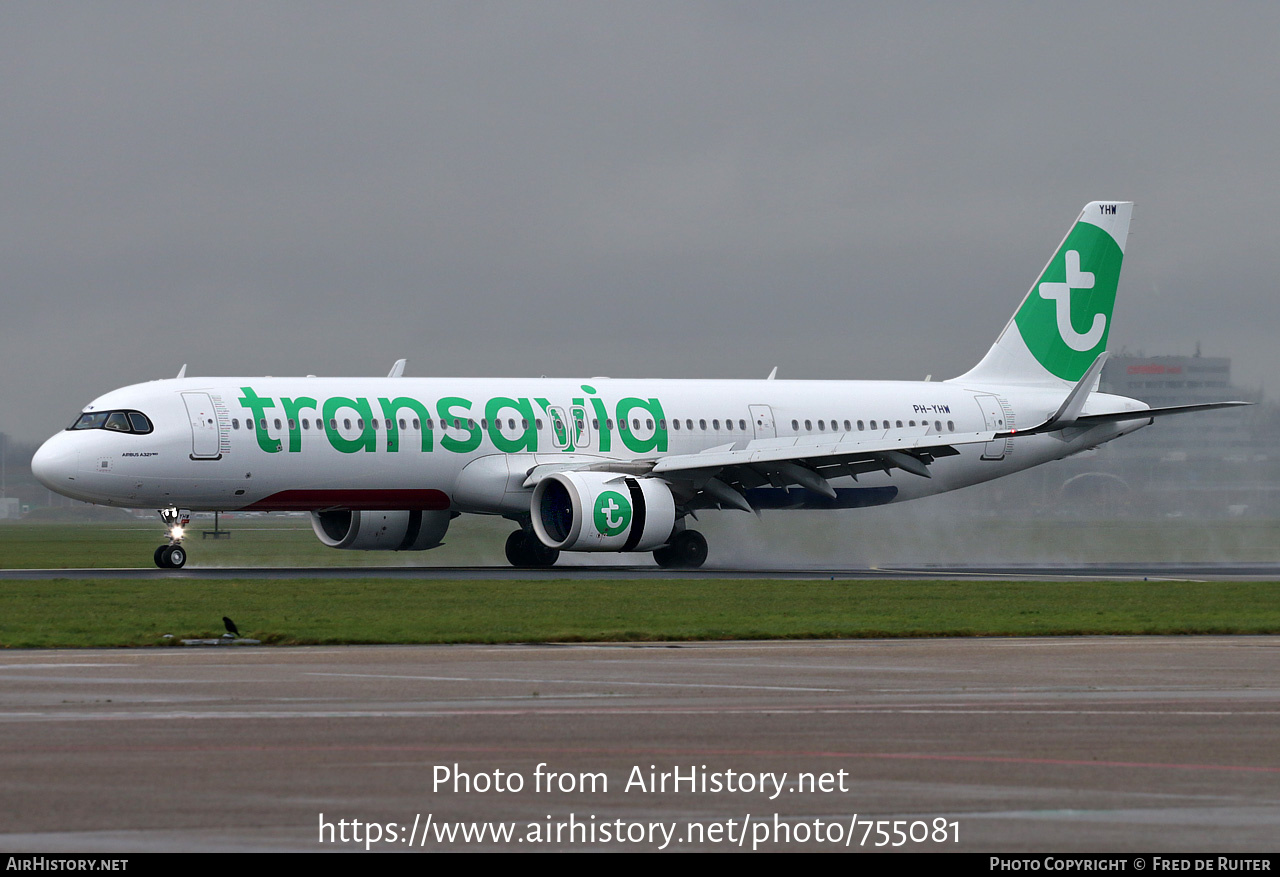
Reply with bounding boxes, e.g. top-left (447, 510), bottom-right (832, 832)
top-left (504, 530), bottom-right (560, 568)
top-left (155, 545), bottom-right (187, 569)
top-left (505, 531), bottom-right (528, 567)
top-left (527, 539), bottom-right (559, 568)
top-left (654, 530), bottom-right (708, 569)
top-left (167, 545), bottom-right (187, 569)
